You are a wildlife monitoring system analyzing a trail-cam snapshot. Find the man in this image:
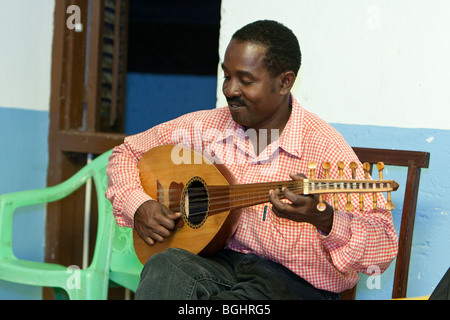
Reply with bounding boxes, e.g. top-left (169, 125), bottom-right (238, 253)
top-left (106, 20), bottom-right (398, 299)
